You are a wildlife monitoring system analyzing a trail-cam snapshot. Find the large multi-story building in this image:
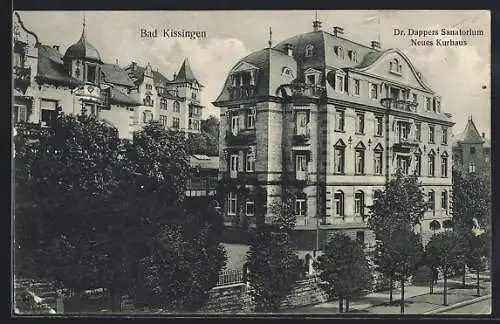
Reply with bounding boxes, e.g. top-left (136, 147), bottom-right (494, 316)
top-left (12, 12), bottom-right (203, 140)
top-left (213, 20), bottom-right (454, 247)
top-left (452, 117), bottom-right (491, 176)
